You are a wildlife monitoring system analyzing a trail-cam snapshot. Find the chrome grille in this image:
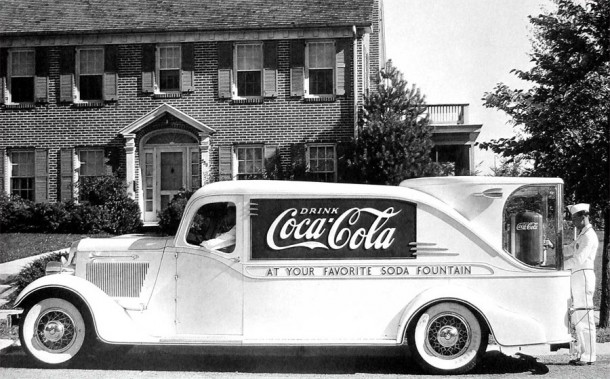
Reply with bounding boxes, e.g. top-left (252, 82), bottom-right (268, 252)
top-left (86, 262), bottom-right (149, 298)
